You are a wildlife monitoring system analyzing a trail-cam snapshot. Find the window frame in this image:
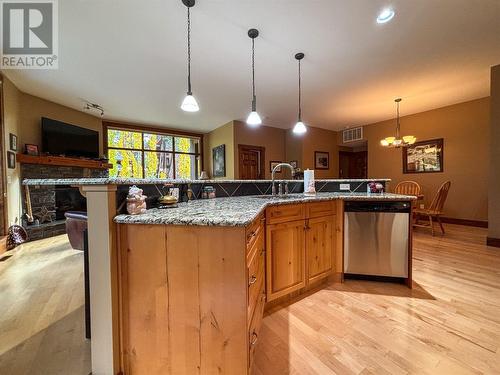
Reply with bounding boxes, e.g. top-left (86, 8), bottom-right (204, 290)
top-left (103, 121), bottom-right (204, 179)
